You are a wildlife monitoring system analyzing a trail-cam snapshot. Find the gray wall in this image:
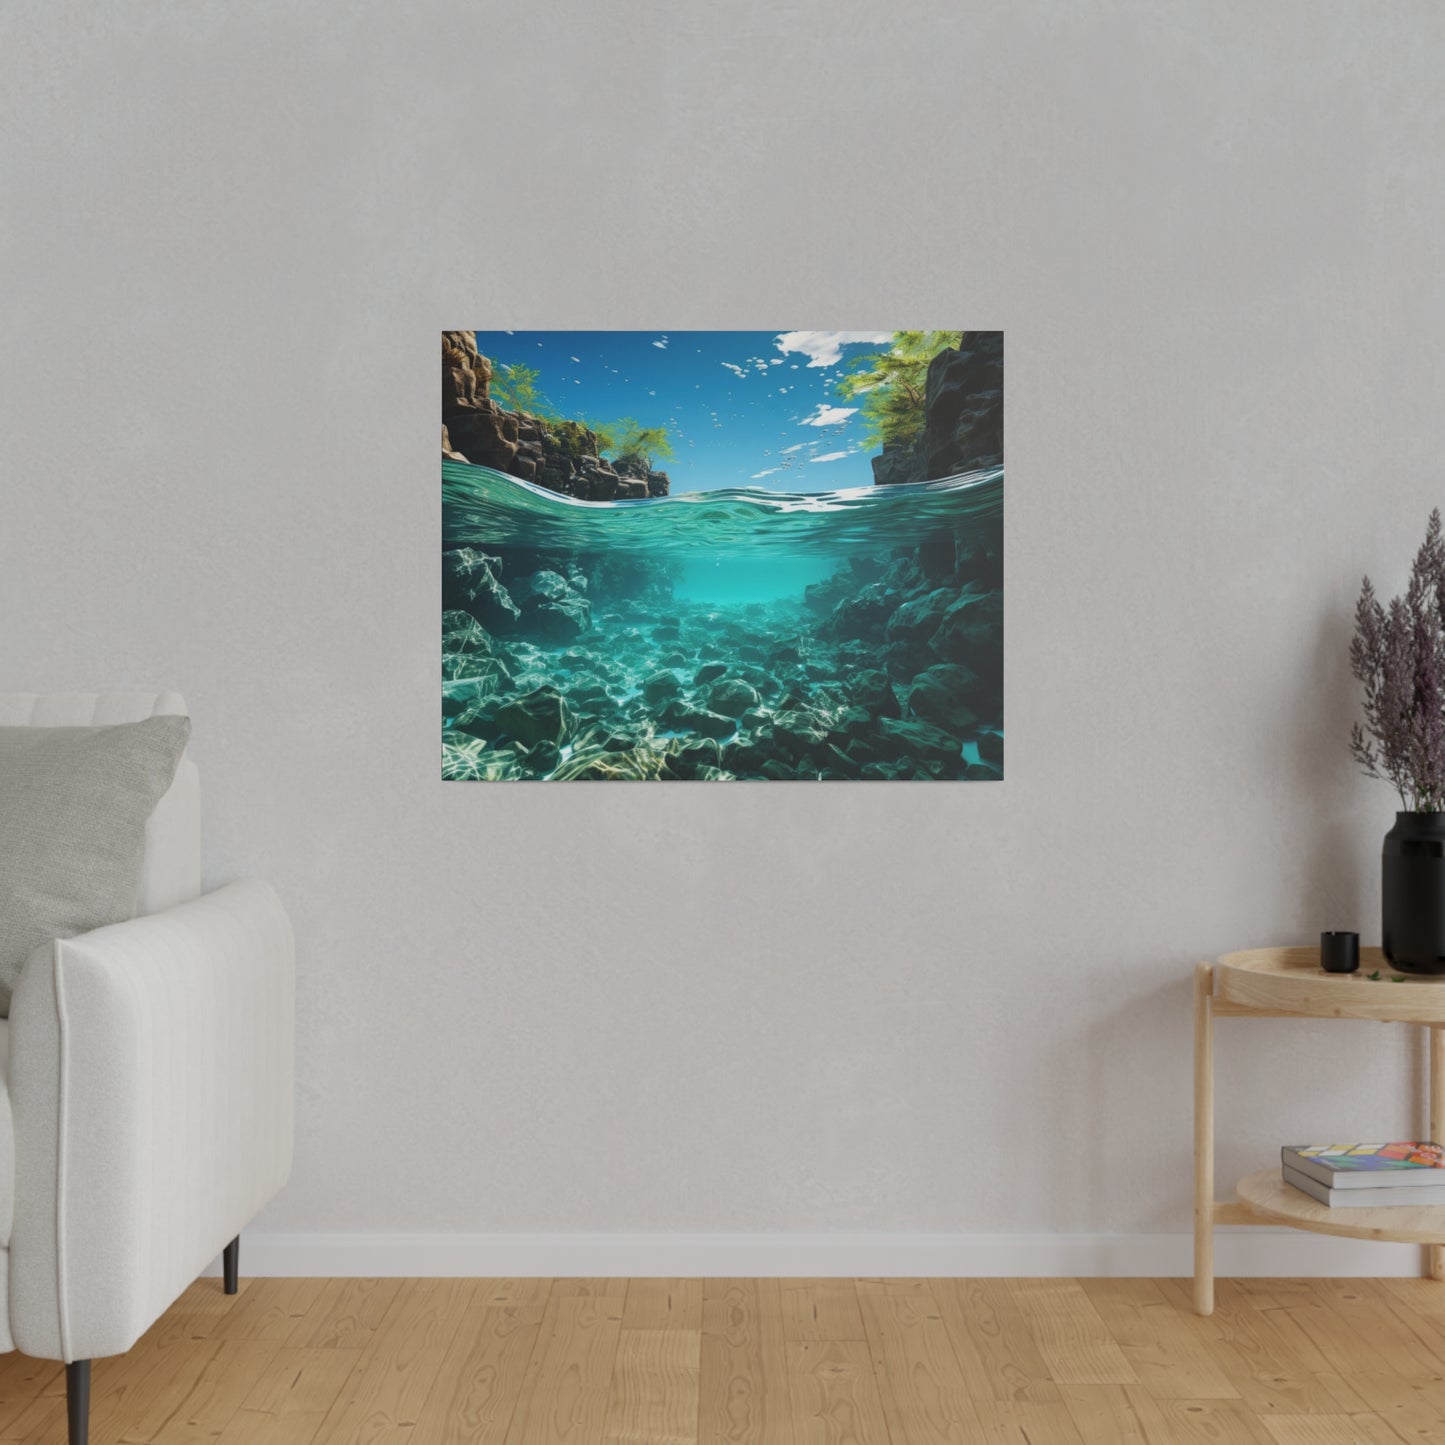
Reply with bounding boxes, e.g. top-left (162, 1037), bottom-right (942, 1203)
top-left (3, 0), bottom-right (1443, 1242)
